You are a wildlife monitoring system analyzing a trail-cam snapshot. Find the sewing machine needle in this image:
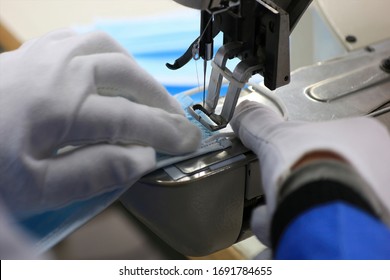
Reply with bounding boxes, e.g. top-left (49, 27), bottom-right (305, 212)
top-left (203, 59), bottom-right (207, 107)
